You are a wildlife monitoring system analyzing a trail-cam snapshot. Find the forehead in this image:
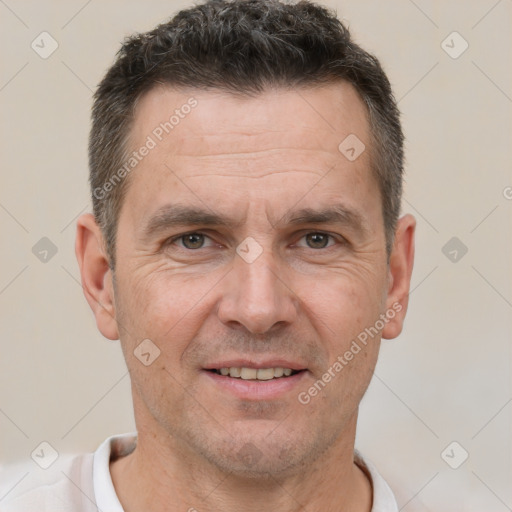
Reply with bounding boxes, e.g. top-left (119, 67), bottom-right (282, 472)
top-left (130, 82), bottom-right (370, 163)
top-left (122, 82), bottom-right (378, 228)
